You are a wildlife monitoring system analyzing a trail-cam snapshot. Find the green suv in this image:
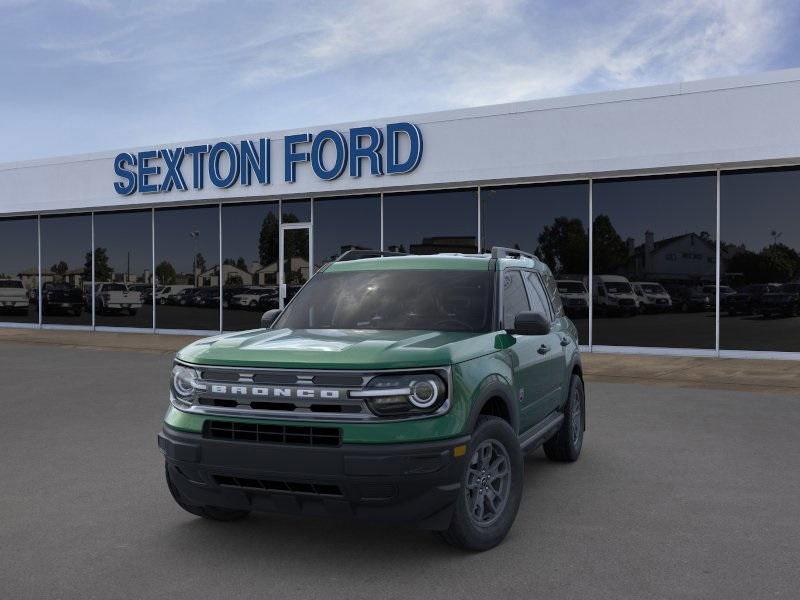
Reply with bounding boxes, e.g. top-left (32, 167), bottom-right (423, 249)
top-left (158, 248), bottom-right (585, 551)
